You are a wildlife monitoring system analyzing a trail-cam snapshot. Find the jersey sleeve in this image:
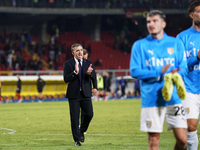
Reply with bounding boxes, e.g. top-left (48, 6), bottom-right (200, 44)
top-left (177, 34), bottom-right (198, 68)
top-left (176, 40), bottom-right (188, 77)
top-left (129, 42), bottom-right (162, 80)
